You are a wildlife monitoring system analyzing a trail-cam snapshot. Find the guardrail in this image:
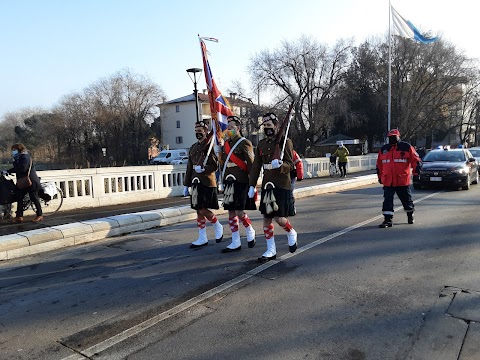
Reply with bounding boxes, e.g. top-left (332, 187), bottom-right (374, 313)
top-left (6, 154), bottom-right (378, 212)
